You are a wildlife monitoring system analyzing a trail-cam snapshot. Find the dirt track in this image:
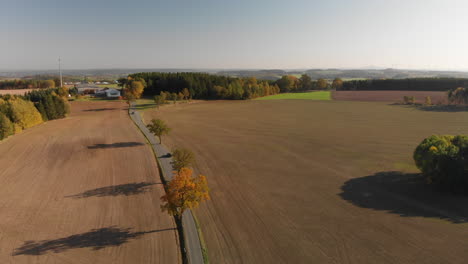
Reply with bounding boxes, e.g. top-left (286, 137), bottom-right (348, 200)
top-left (0, 101), bottom-right (179, 263)
top-left (145, 100), bottom-right (468, 264)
